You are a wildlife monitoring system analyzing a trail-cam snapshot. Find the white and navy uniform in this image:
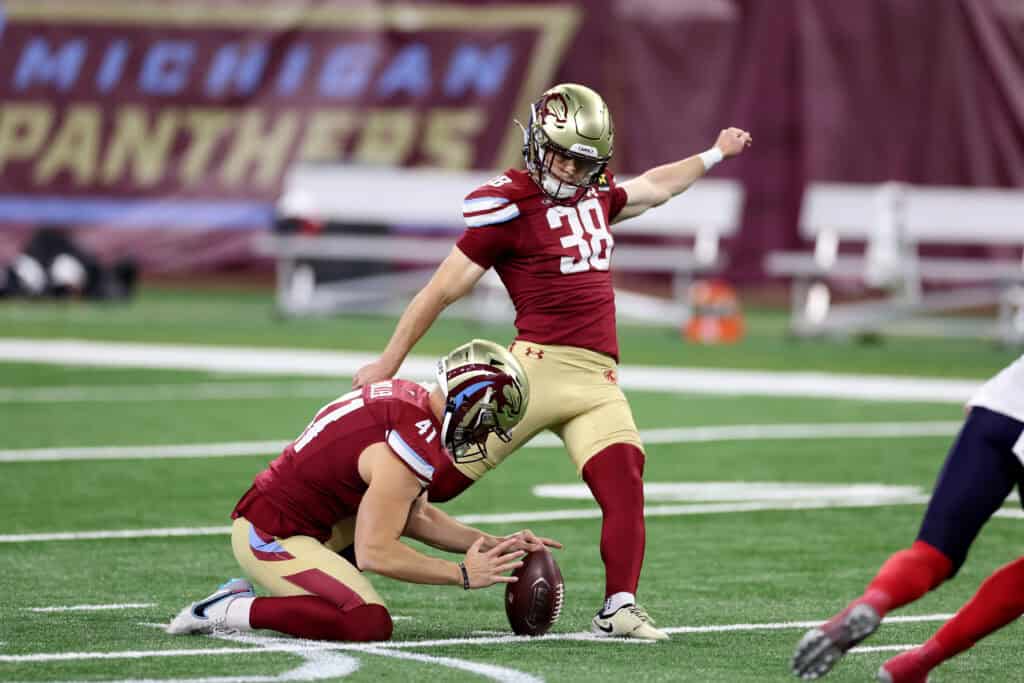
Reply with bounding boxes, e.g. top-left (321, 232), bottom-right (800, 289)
top-left (918, 355), bottom-right (1024, 572)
